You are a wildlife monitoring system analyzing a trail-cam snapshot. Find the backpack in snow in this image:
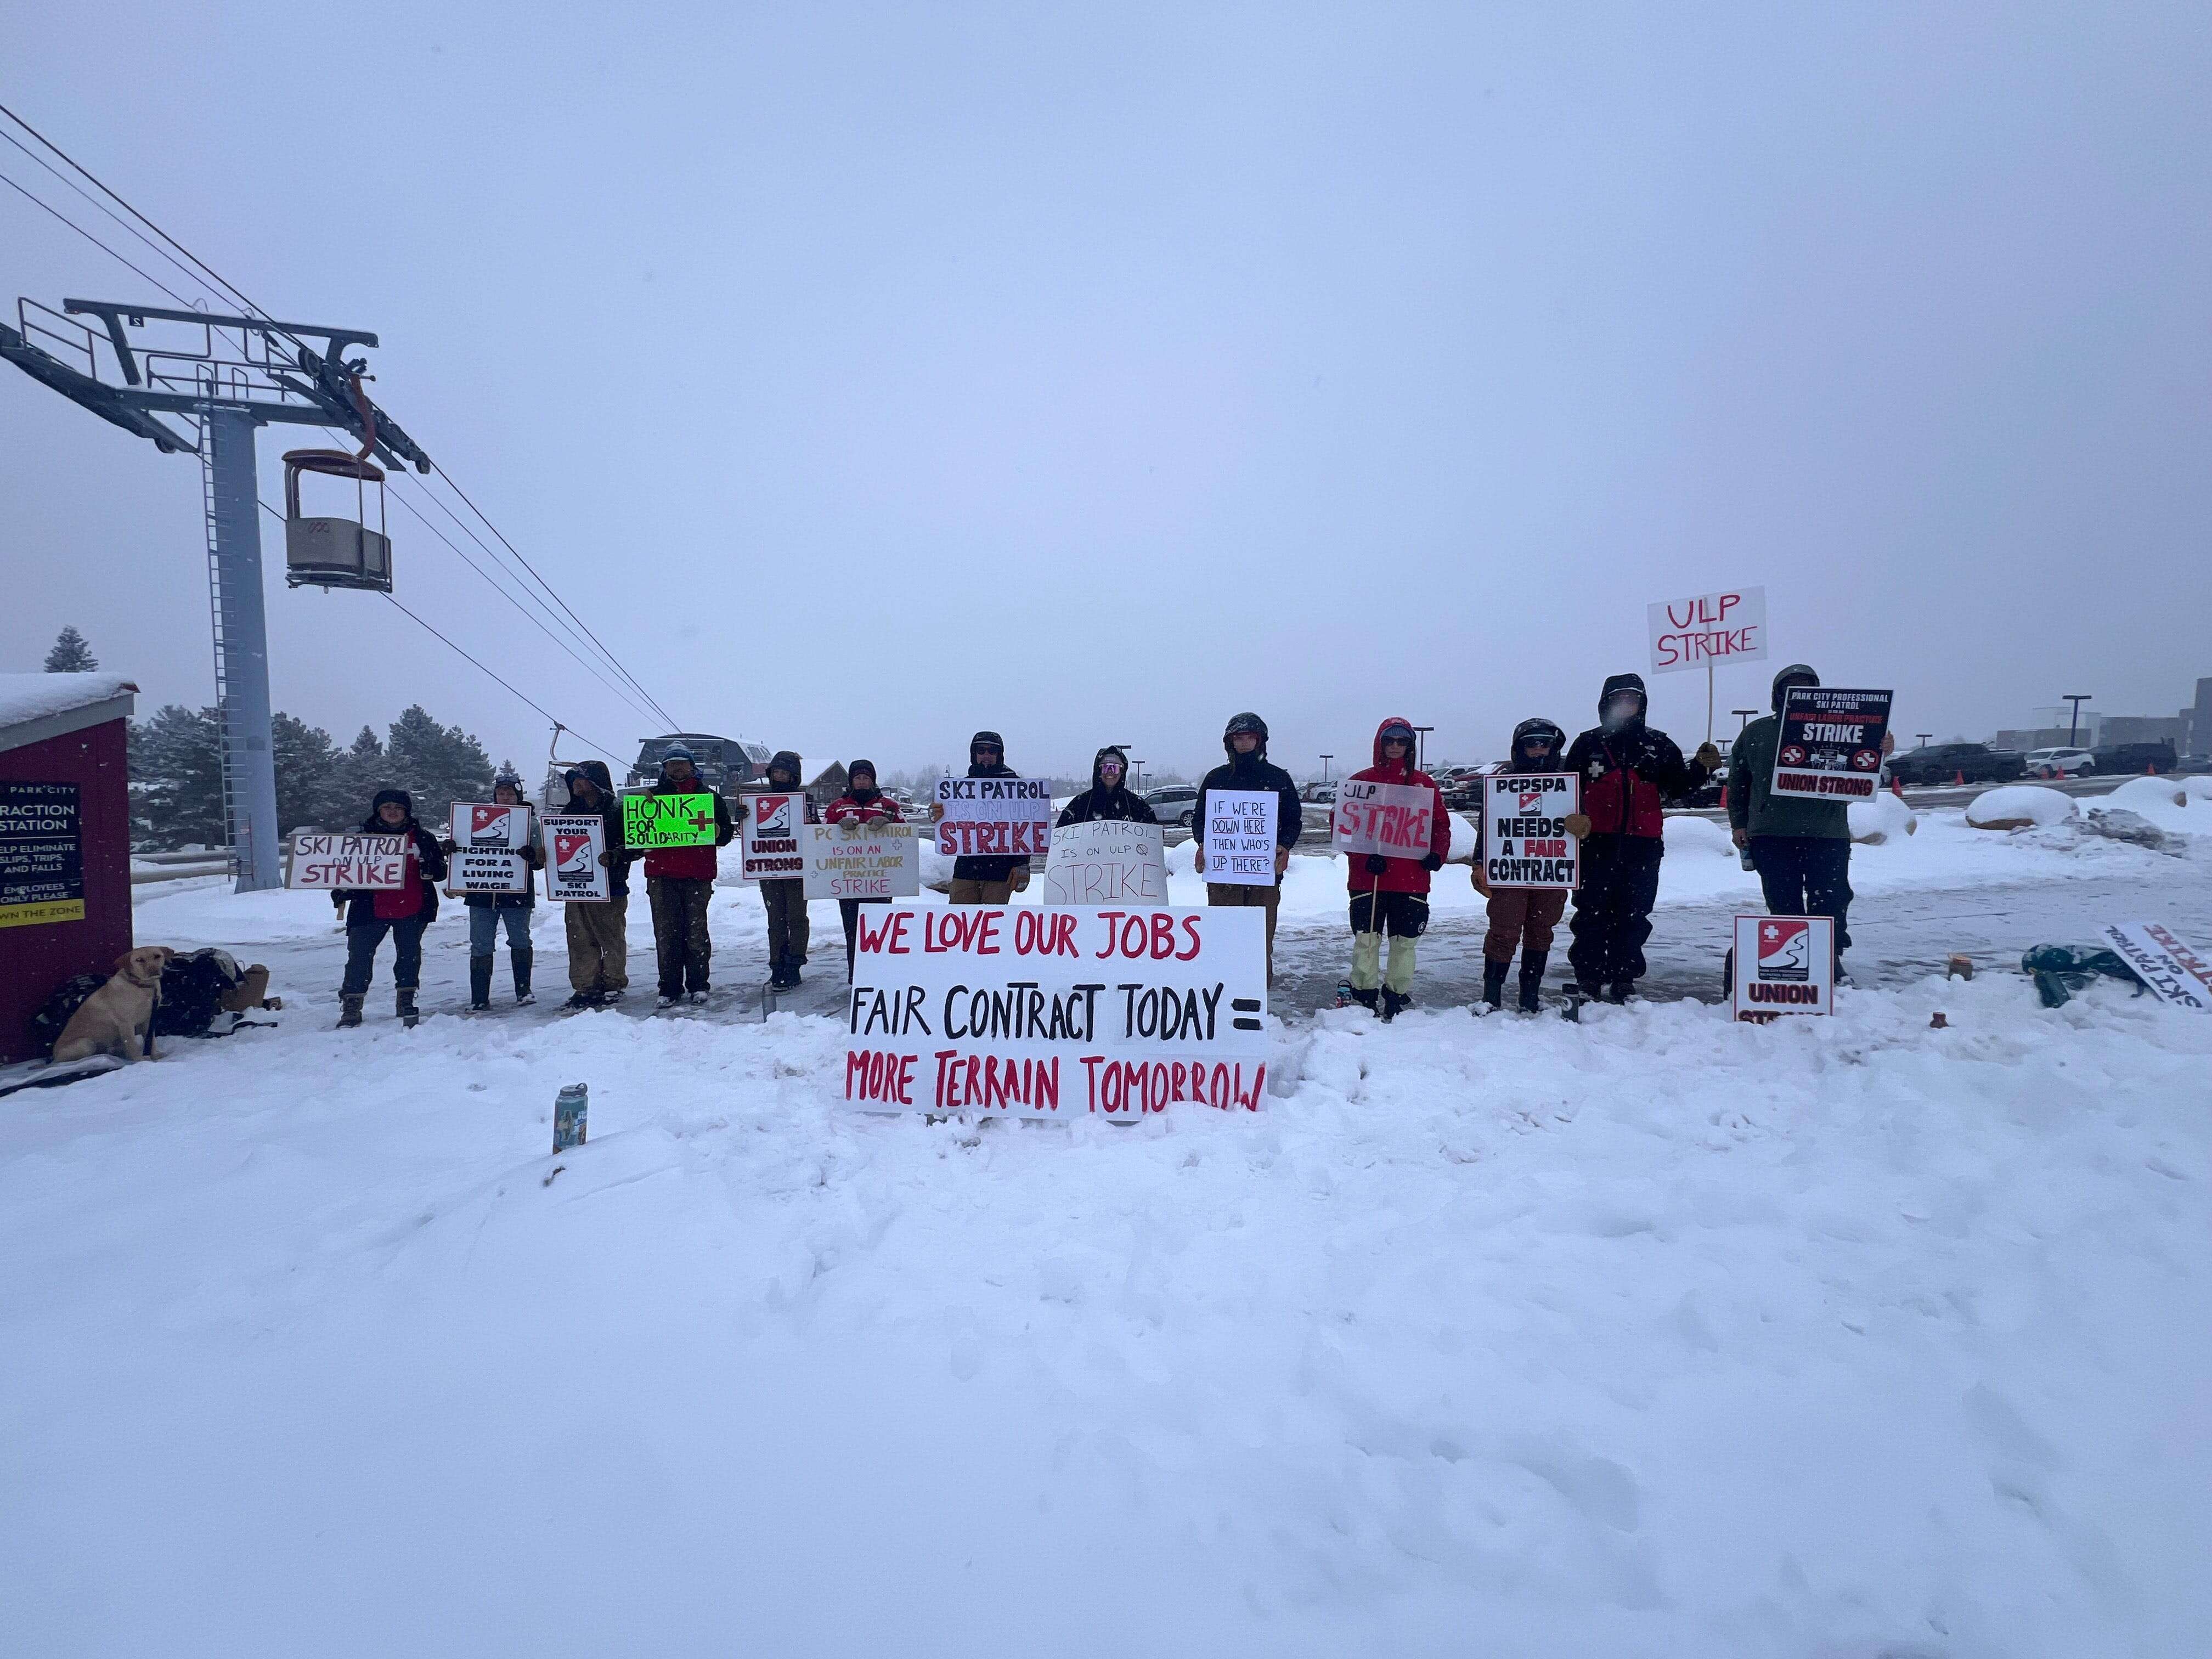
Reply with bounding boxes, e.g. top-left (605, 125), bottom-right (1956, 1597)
top-left (31, 973), bottom-right (111, 1059)
top-left (154, 948), bottom-right (247, 1039)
